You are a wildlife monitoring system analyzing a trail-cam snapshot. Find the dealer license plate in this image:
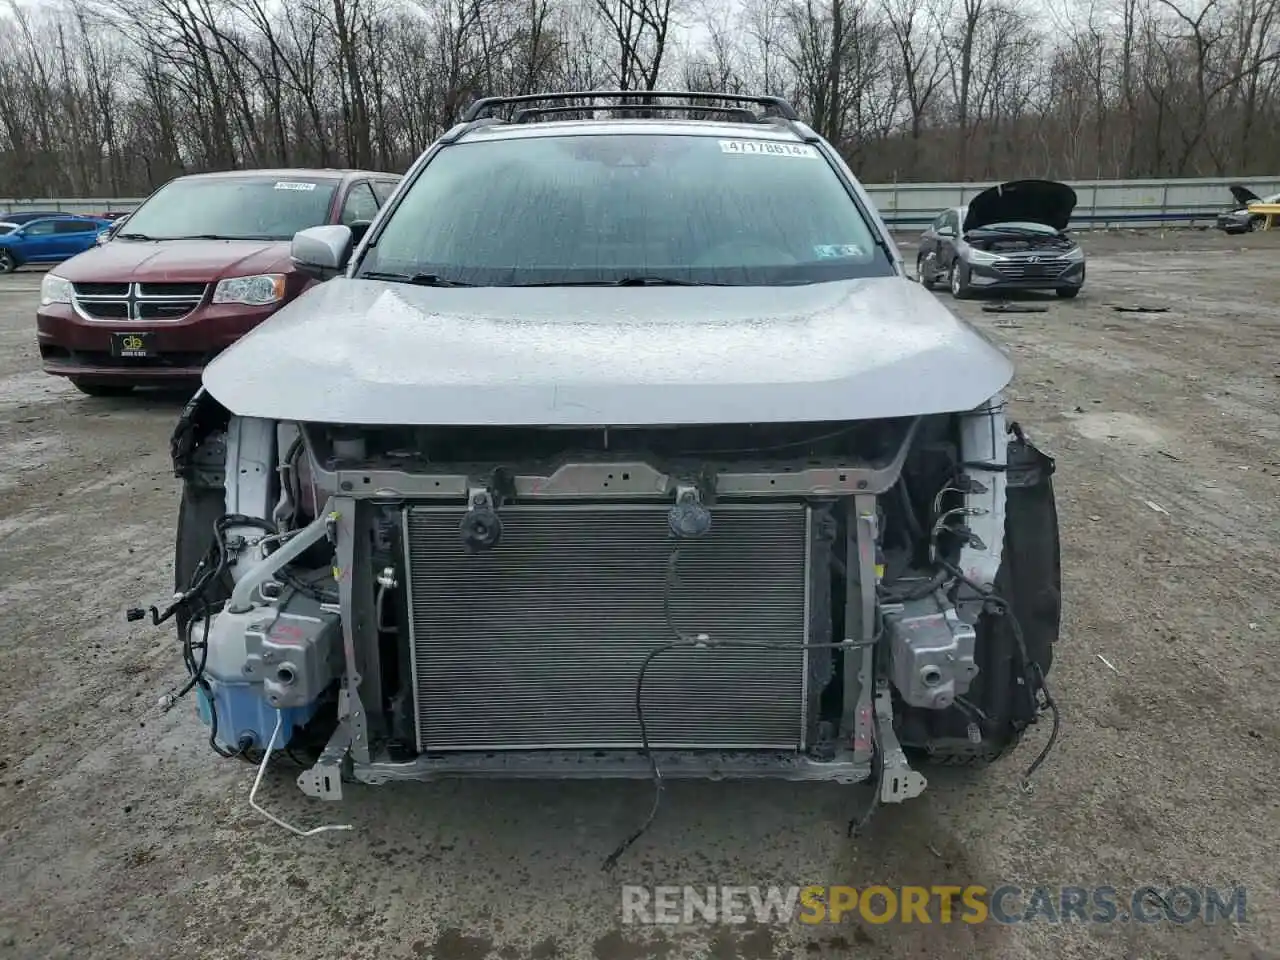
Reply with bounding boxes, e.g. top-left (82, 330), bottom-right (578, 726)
top-left (110, 332), bottom-right (155, 358)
